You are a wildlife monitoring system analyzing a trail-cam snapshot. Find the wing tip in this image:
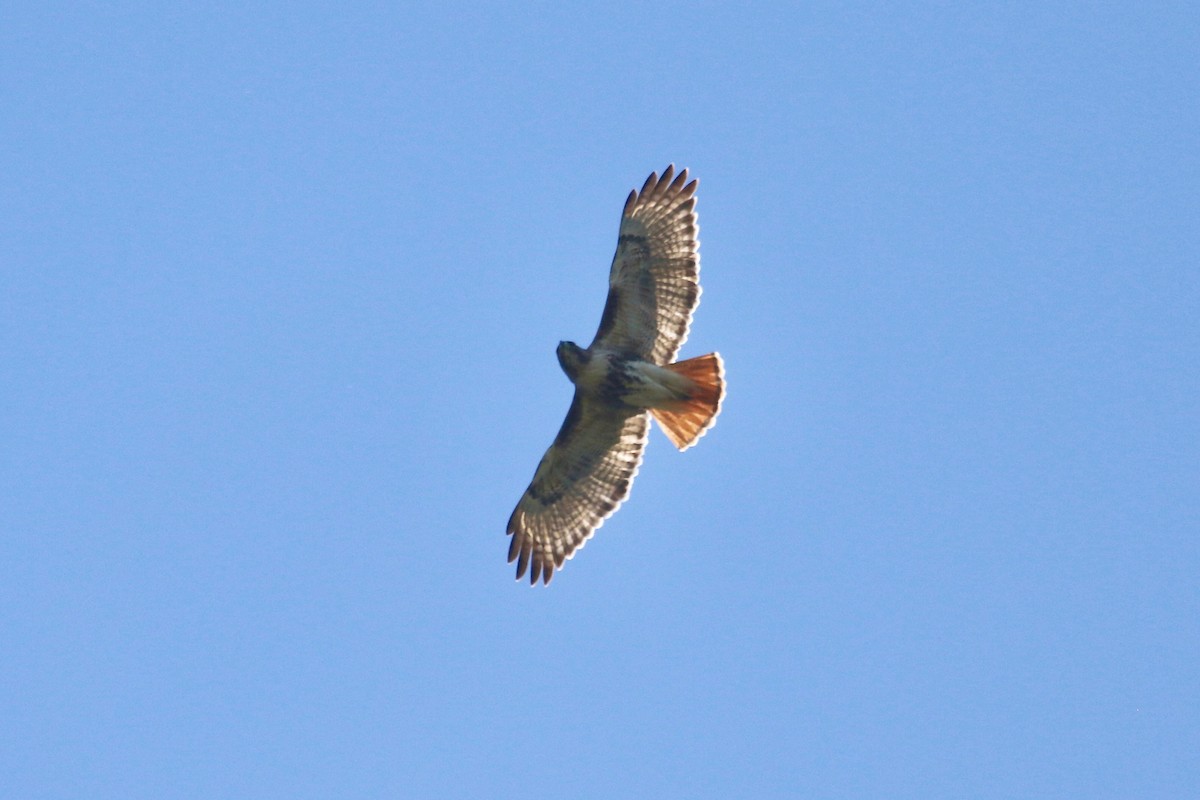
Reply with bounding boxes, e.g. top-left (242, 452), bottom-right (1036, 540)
top-left (506, 510), bottom-right (561, 587)
top-left (627, 164), bottom-right (698, 216)
top-left (510, 544), bottom-right (556, 585)
top-left (622, 188), bottom-right (637, 216)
